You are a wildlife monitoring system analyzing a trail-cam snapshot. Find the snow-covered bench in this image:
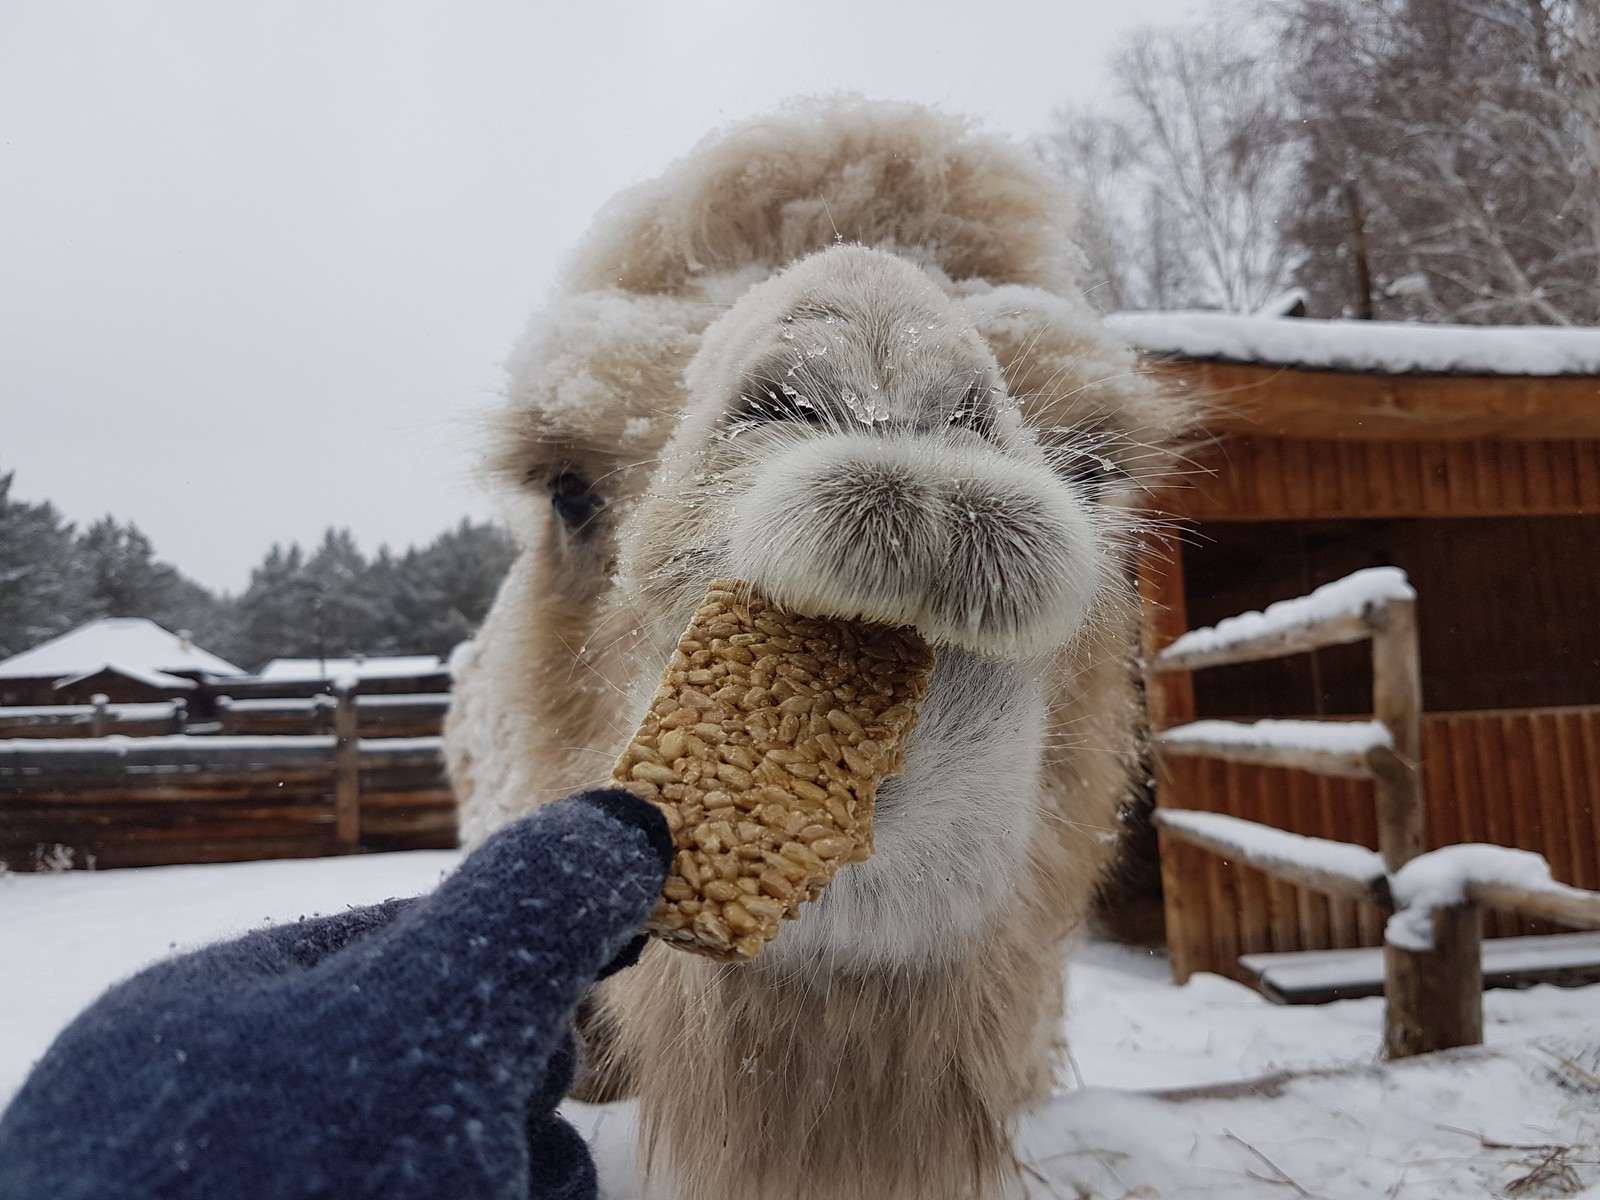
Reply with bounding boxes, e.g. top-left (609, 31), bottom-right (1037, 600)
top-left (1242, 931), bottom-right (1600, 1005)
